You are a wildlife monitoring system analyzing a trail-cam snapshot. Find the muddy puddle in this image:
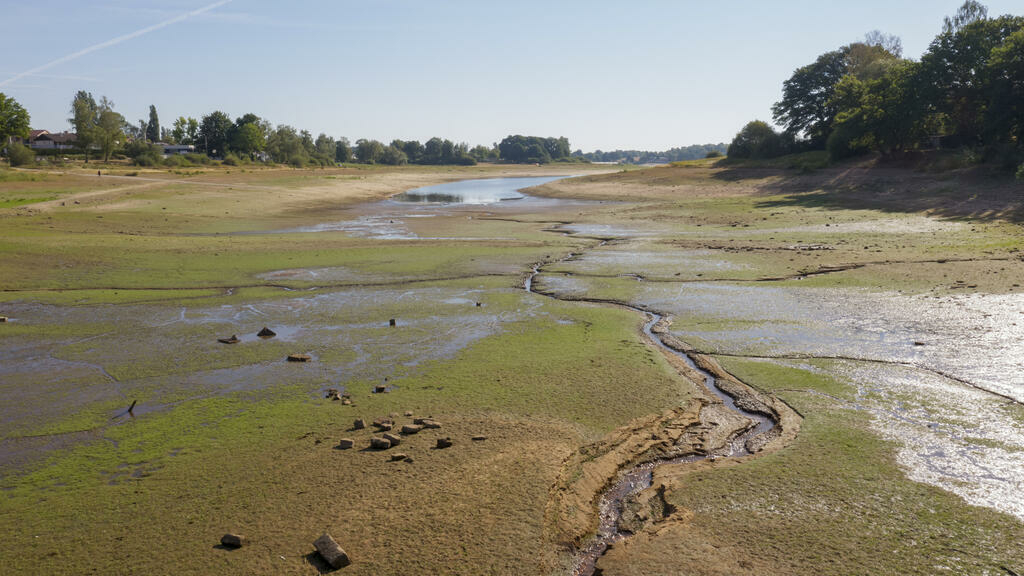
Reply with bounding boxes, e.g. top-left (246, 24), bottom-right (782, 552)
top-left (0, 284), bottom-right (548, 468)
